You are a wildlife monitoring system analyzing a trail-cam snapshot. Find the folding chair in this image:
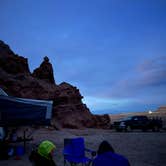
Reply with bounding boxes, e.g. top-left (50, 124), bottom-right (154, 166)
top-left (63, 137), bottom-right (96, 166)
